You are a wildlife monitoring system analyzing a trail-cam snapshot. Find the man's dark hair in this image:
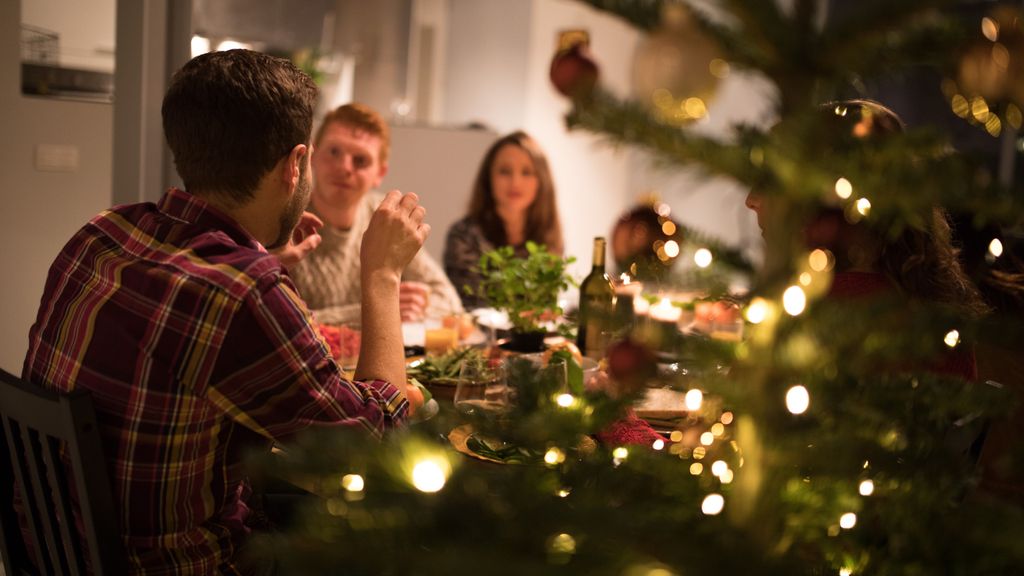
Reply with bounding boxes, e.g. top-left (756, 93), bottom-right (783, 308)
top-left (162, 49), bottom-right (319, 203)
